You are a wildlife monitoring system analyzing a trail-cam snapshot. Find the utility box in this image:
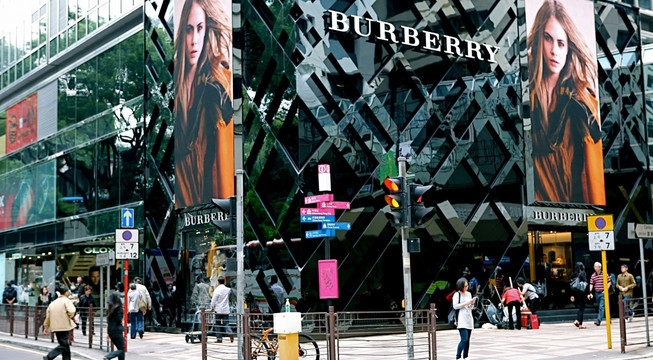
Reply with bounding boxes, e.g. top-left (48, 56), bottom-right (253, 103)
top-left (274, 312), bottom-right (301, 360)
